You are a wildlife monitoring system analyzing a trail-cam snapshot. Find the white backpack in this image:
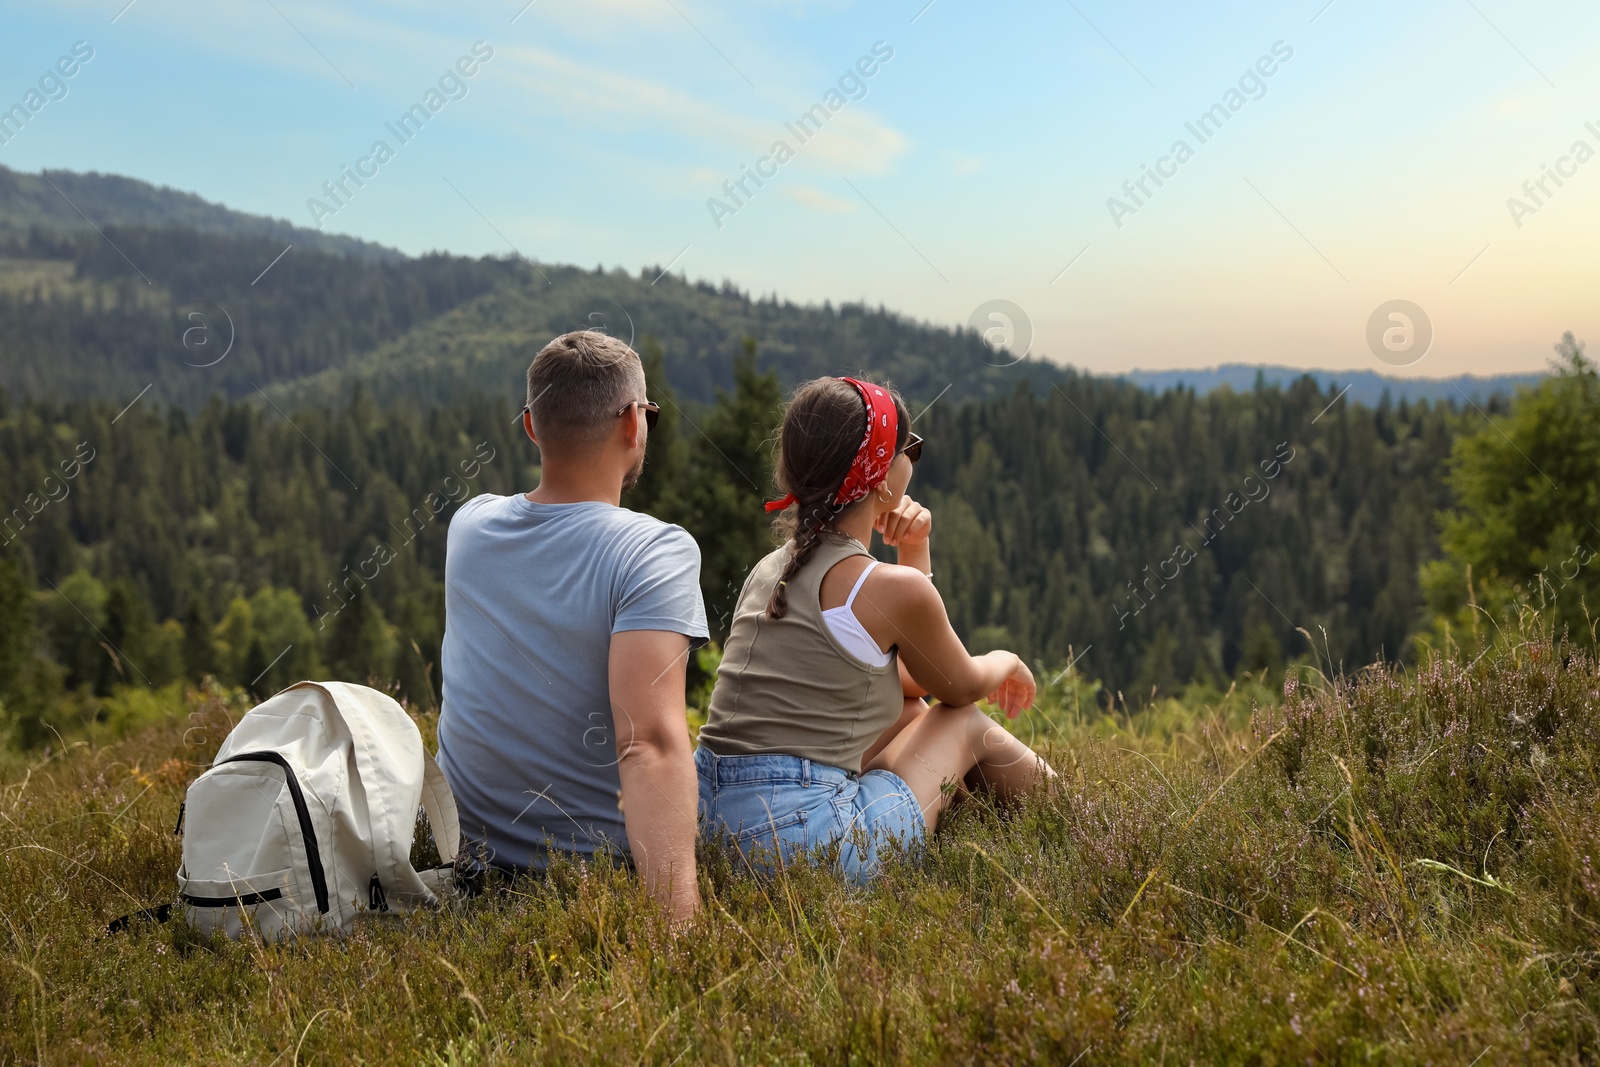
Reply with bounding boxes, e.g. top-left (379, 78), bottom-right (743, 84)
top-left (177, 681), bottom-right (461, 940)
